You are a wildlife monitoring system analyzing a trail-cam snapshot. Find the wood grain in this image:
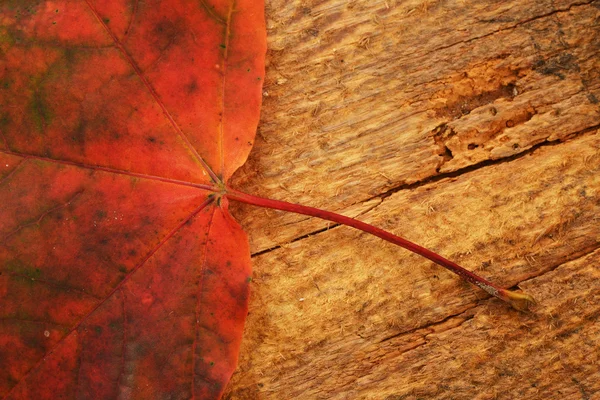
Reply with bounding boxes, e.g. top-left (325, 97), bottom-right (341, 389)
top-left (227, 0), bottom-right (600, 398)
